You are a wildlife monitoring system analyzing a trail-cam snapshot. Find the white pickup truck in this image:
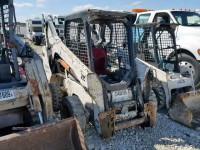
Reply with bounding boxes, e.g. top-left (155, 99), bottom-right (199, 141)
top-left (135, 10), bottom-right (200, 86)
